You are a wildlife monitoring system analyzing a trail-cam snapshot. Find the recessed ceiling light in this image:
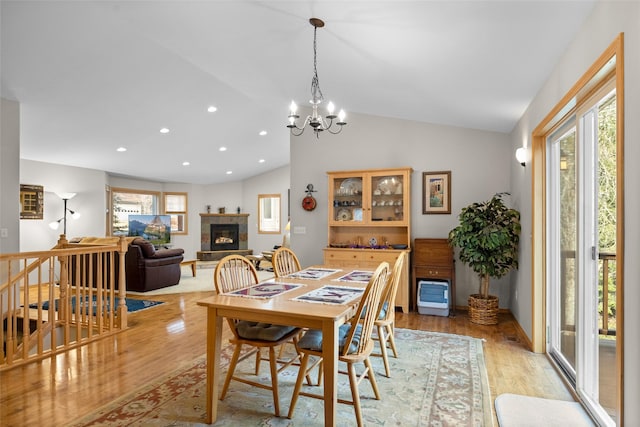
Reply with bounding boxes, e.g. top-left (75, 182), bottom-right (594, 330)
top-left (207, 106), bottom-right (217, 113)
top-left (258, 159), bottom-right (265, 163)
top-left (219, 146), bottom-right (227, 152)
top-left (259, 130), bottom-right (267, 136)
top-left (226, 170), bottom-right (233, 175)
top-left (160, 127), bottom-right (170, 134)
top-left (182, 161), bottom-right (190, 166)
top-left (116, 147), bottom-right (127, 152)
